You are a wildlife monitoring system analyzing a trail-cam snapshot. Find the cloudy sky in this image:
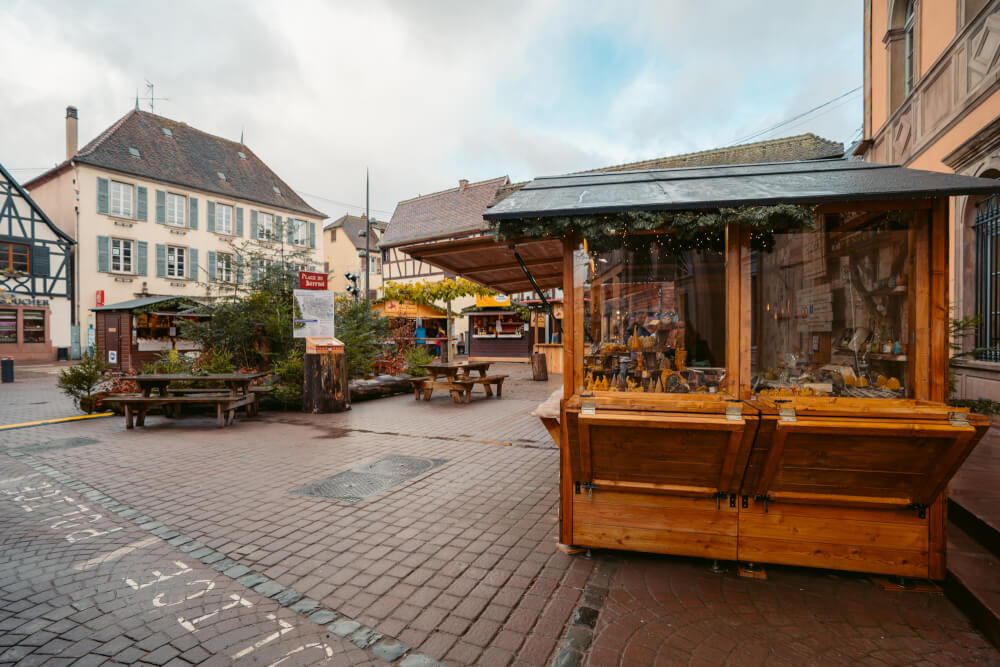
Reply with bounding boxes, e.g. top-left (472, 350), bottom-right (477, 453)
top-left (0, 1), bottom-right (862, 220)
